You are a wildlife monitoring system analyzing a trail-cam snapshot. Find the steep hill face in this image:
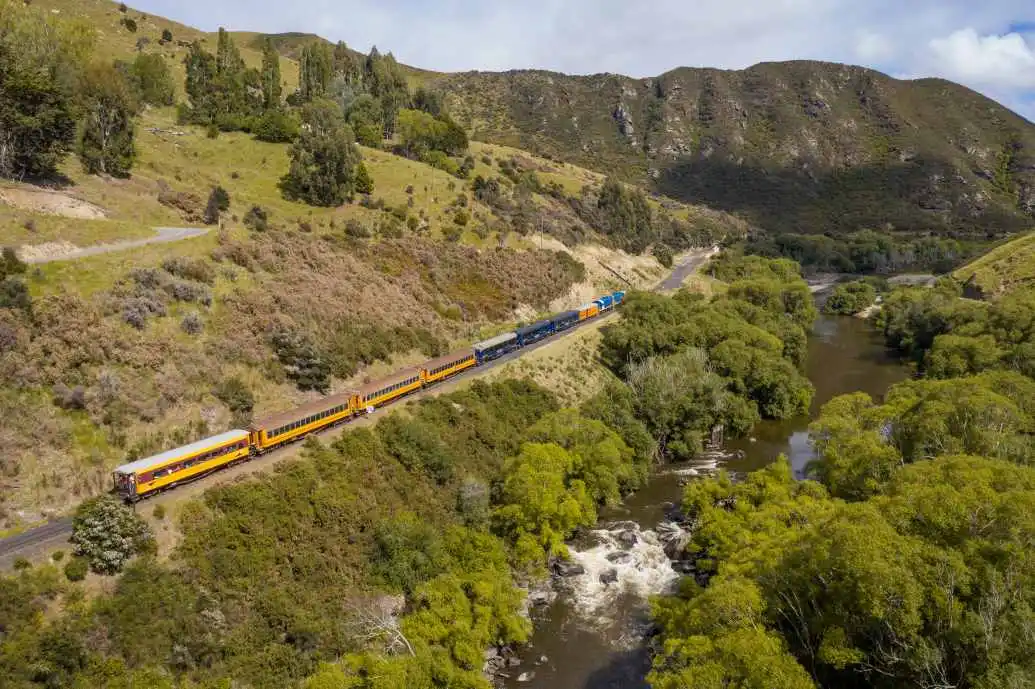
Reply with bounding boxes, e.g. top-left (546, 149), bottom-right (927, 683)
top-left (435, 61), bottom-right (1035, 238)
